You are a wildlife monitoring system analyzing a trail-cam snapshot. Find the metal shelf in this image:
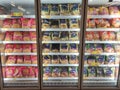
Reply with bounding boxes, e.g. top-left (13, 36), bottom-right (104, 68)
top-left (41, 15), bottom-right (81, 19)
top-left (43, 64), bottom-right (79, 67)
top-left (84, 77), bottom-right (116, 80)
top-left (83, 80), bottom-right (117, 83)
top-left (86, 28), bottom-right (120, 32)
top-left (0, 28), bottom-right (36, 32)
top-left (4, 78), bottom-right (38, 81)
top-left (3, 41), bottom-right (36, 44)
top-left (43, 77), bottom-right (78, 80)
top-left (42, 41), bottom-right (79, 44)
top-left (85, 53), bottom-right (119, 56)
top-left (42, 28), bottom-right (80, 31)
top-left (84, 64), bottom-right (119, 67)
top-left (87, 15), bottom-right (120, 19)
top-left (86, 41), bottom-right (120, 44)
top-left (1, 53), bottom-right (37, 56)
top-left (42, 53), bottom-right (79, 55)
top-left (2, 64), bottom-right (37, 66)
